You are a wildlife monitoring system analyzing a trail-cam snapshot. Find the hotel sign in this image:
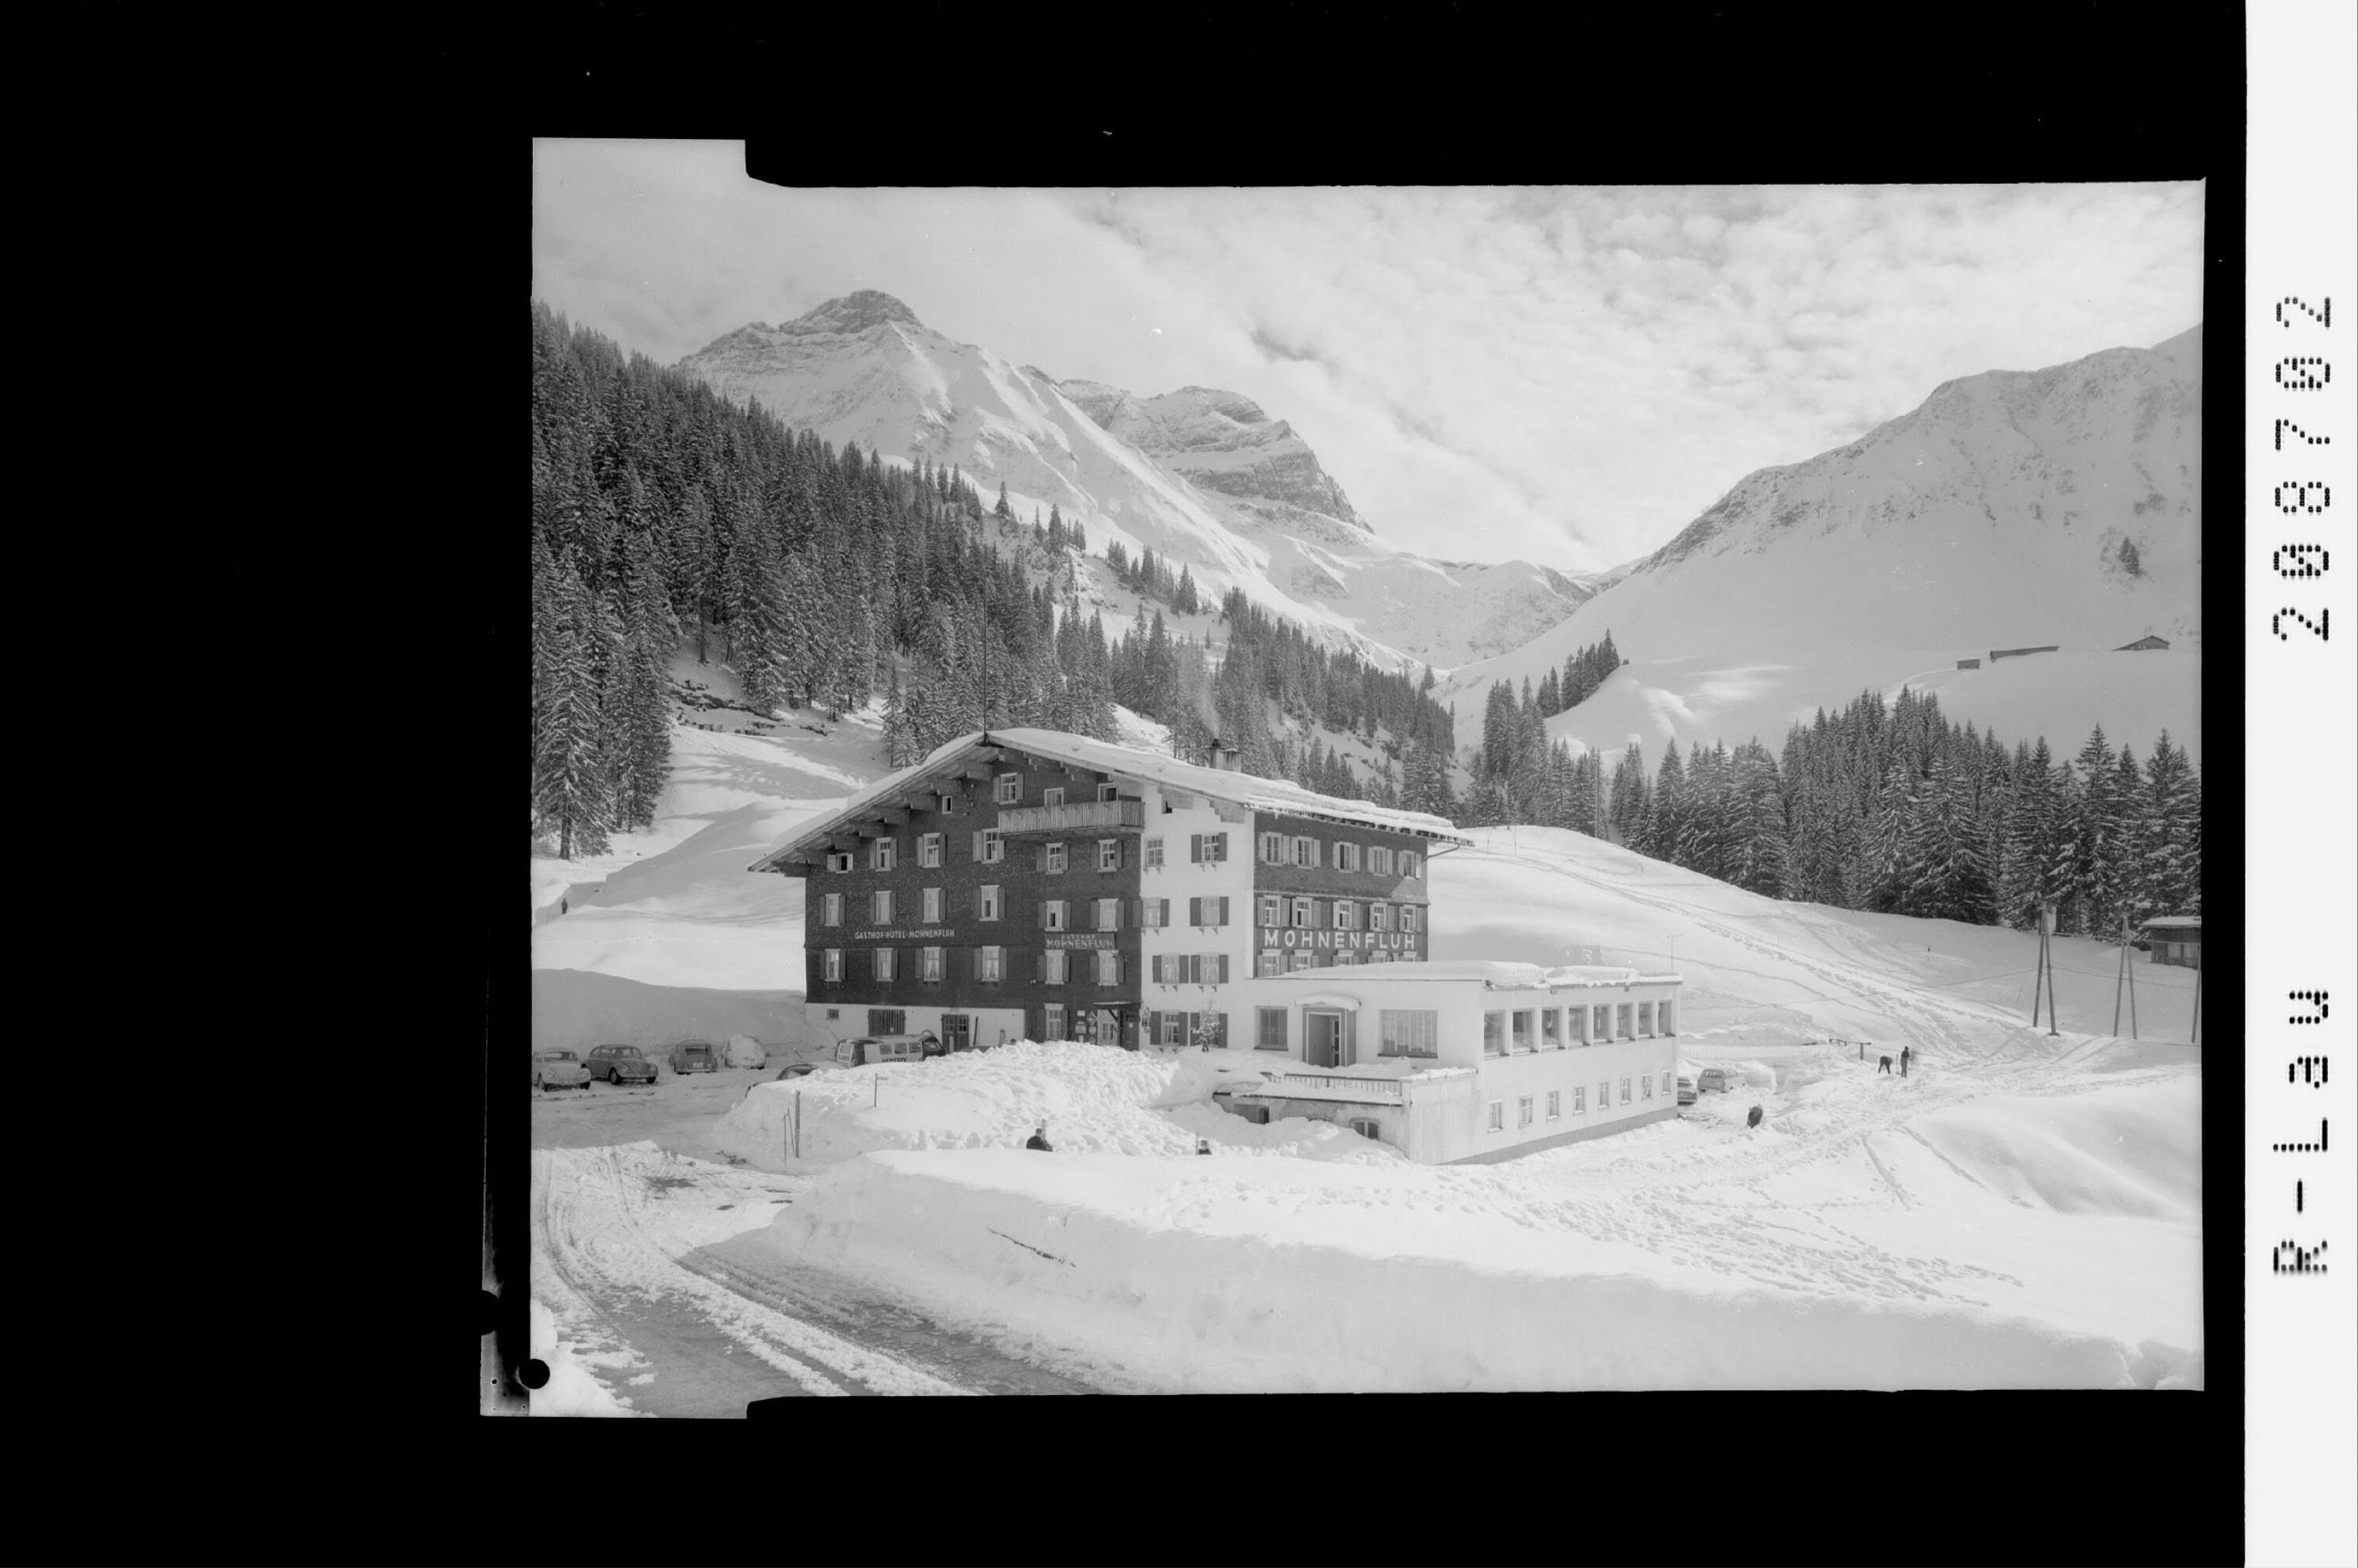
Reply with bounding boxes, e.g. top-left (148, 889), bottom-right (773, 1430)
top-left (1260, 927), bottom-right (1420, 955)
top-left (852, 927), bottom-right (957, 941)
top-left (1045, 933), bottom-right (1115, 949)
